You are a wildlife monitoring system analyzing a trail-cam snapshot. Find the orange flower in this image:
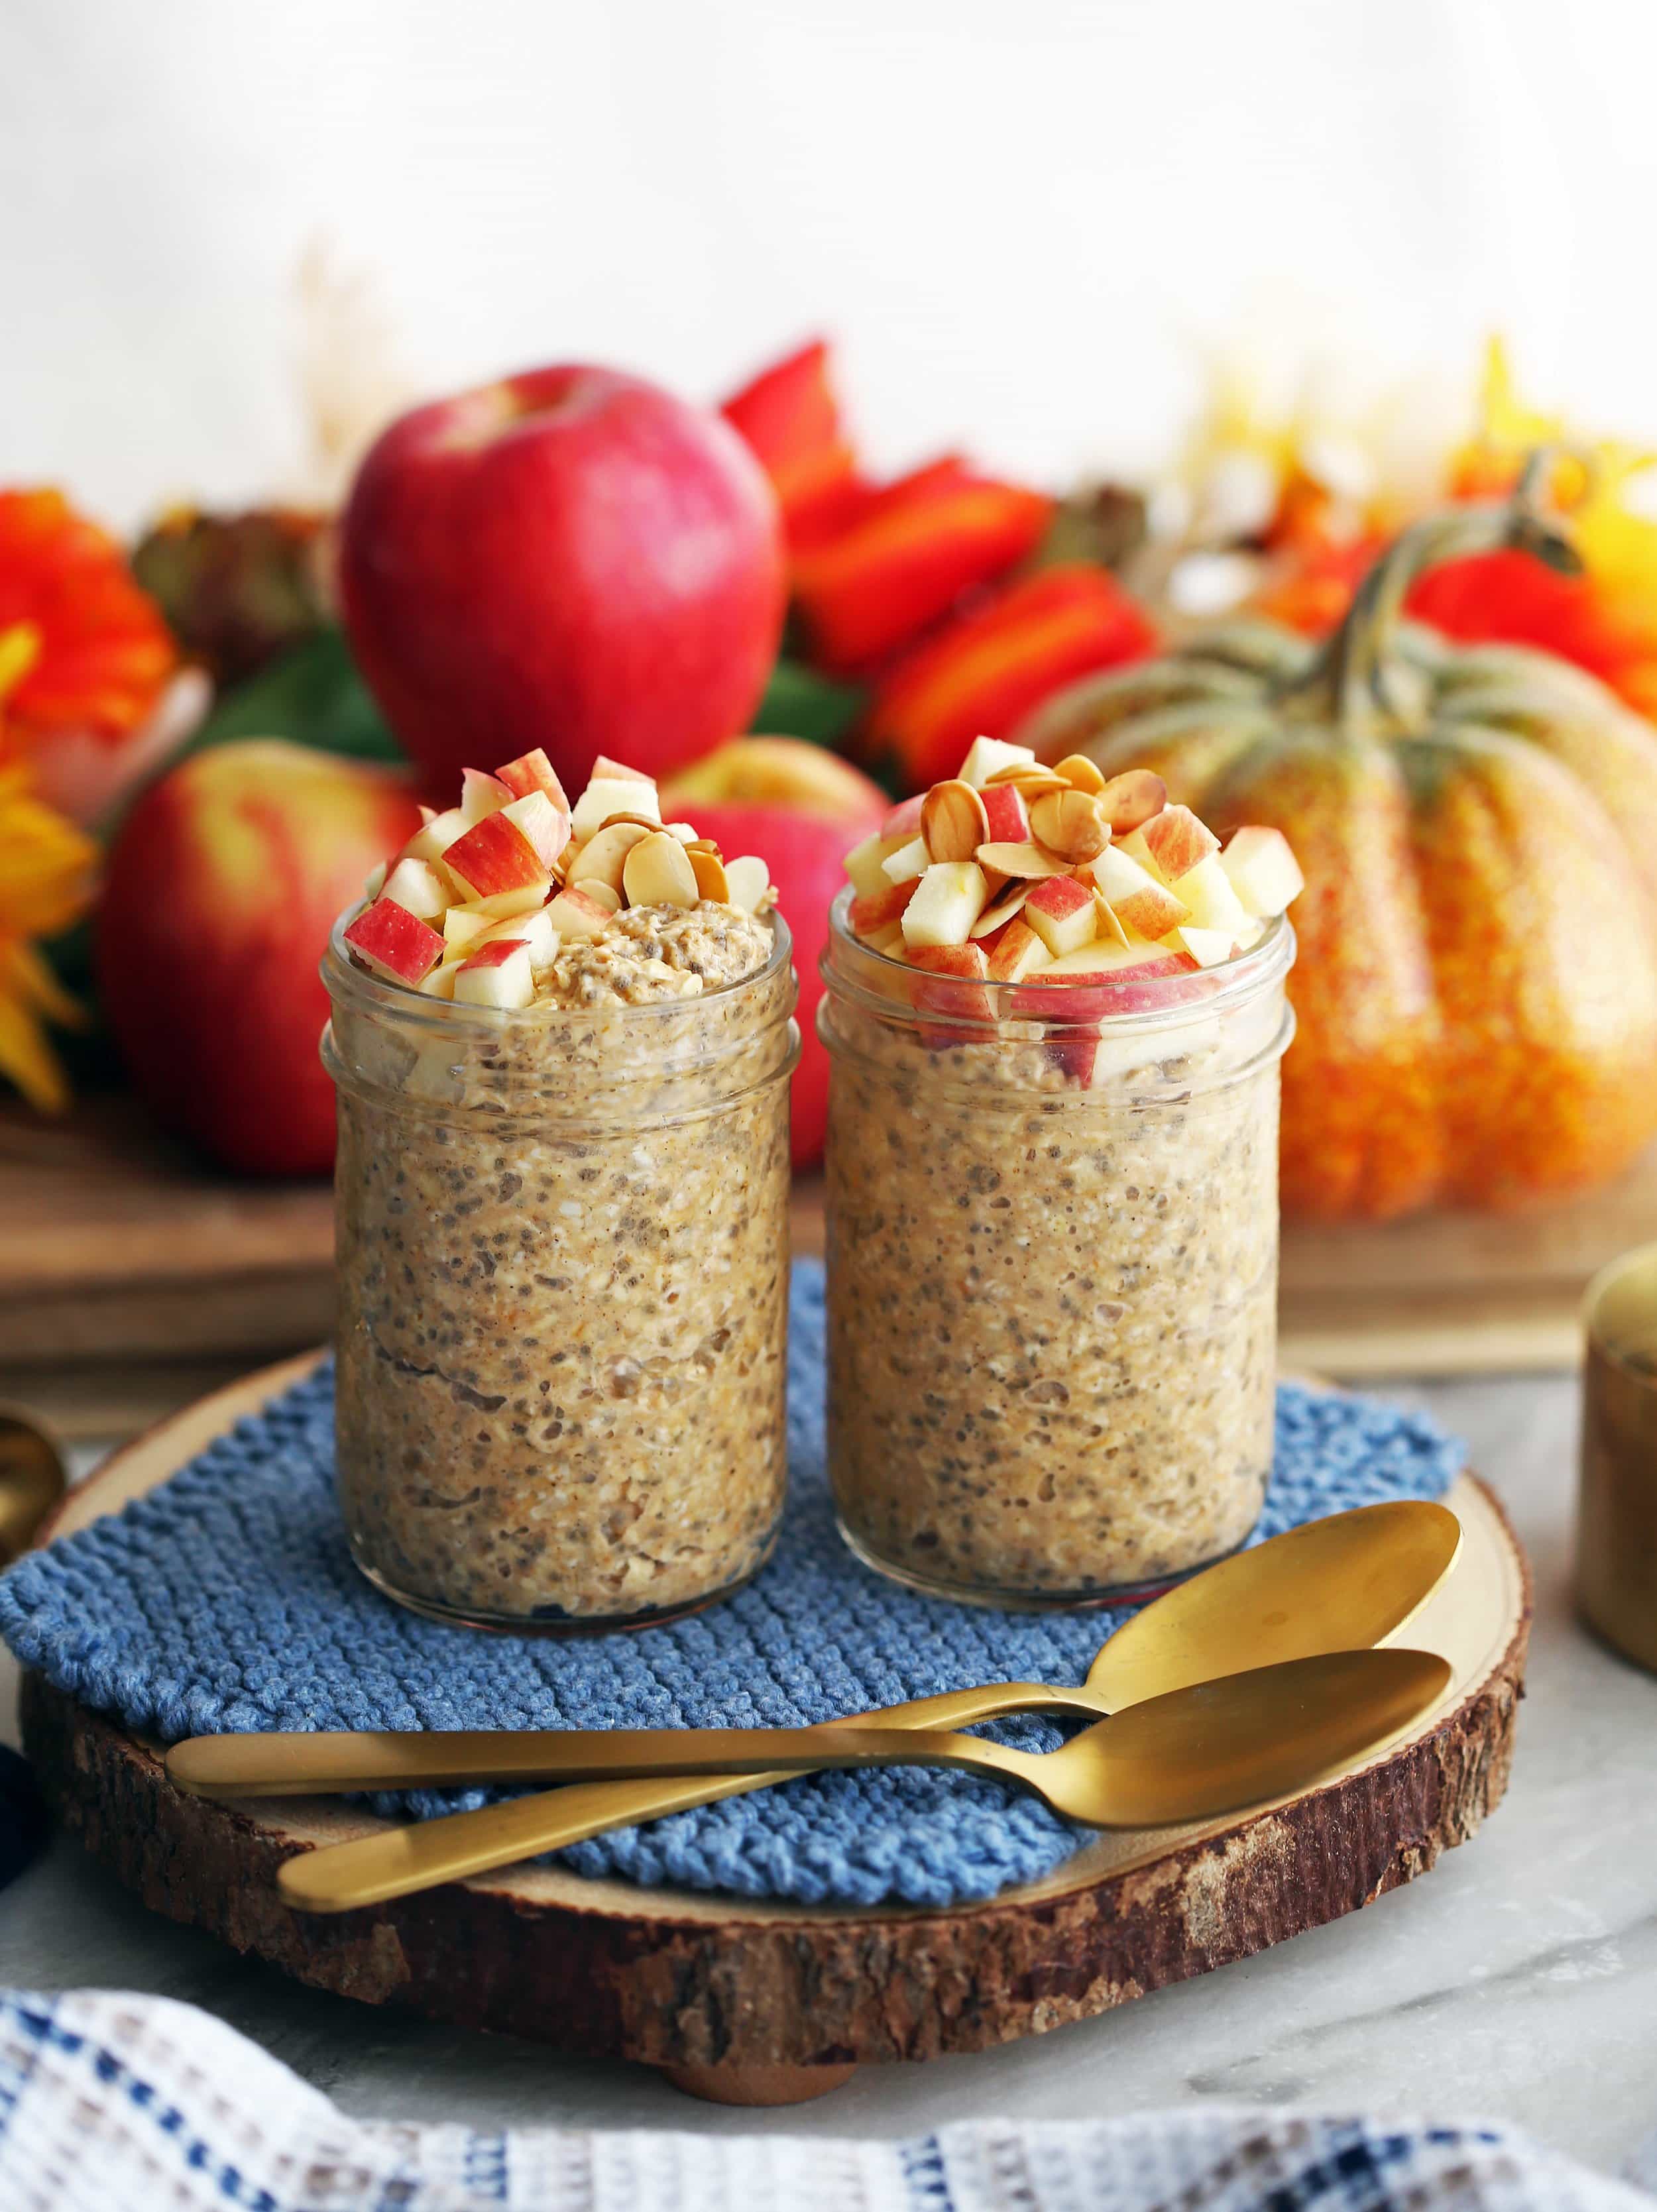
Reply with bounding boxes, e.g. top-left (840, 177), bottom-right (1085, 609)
top-left (0, 761), bottom-right (97, 1111)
